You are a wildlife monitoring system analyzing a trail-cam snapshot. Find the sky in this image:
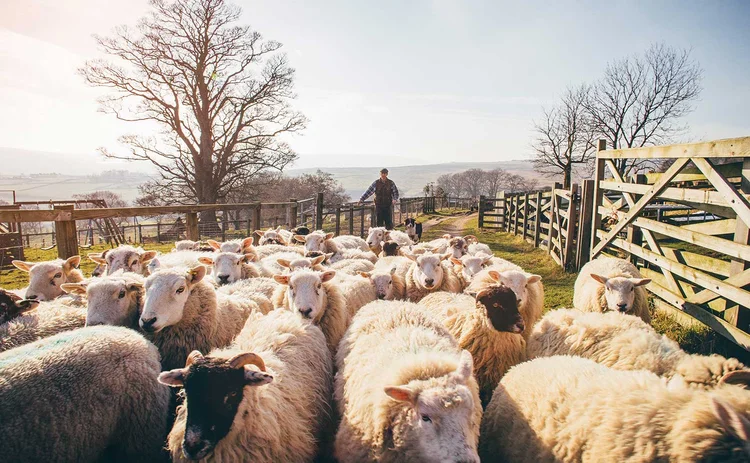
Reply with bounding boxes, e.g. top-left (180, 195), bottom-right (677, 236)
top-left (0, 0), bottom-right (749, 173)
